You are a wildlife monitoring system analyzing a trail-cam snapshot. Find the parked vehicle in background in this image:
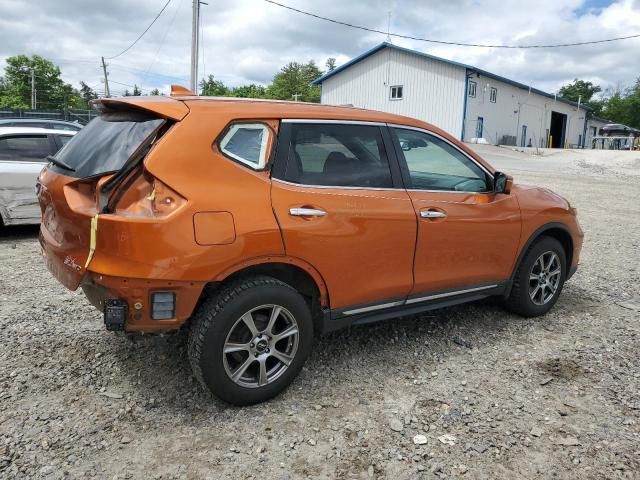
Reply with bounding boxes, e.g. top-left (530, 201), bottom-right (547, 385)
top-left (37, 91), bottom-right (583, 405)
top-left (0, 127), bottom-right (75, 226)
top-left (0, 118), bottom-right (82, 131)
top-left (592, 123), bottom-right (640, 150)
